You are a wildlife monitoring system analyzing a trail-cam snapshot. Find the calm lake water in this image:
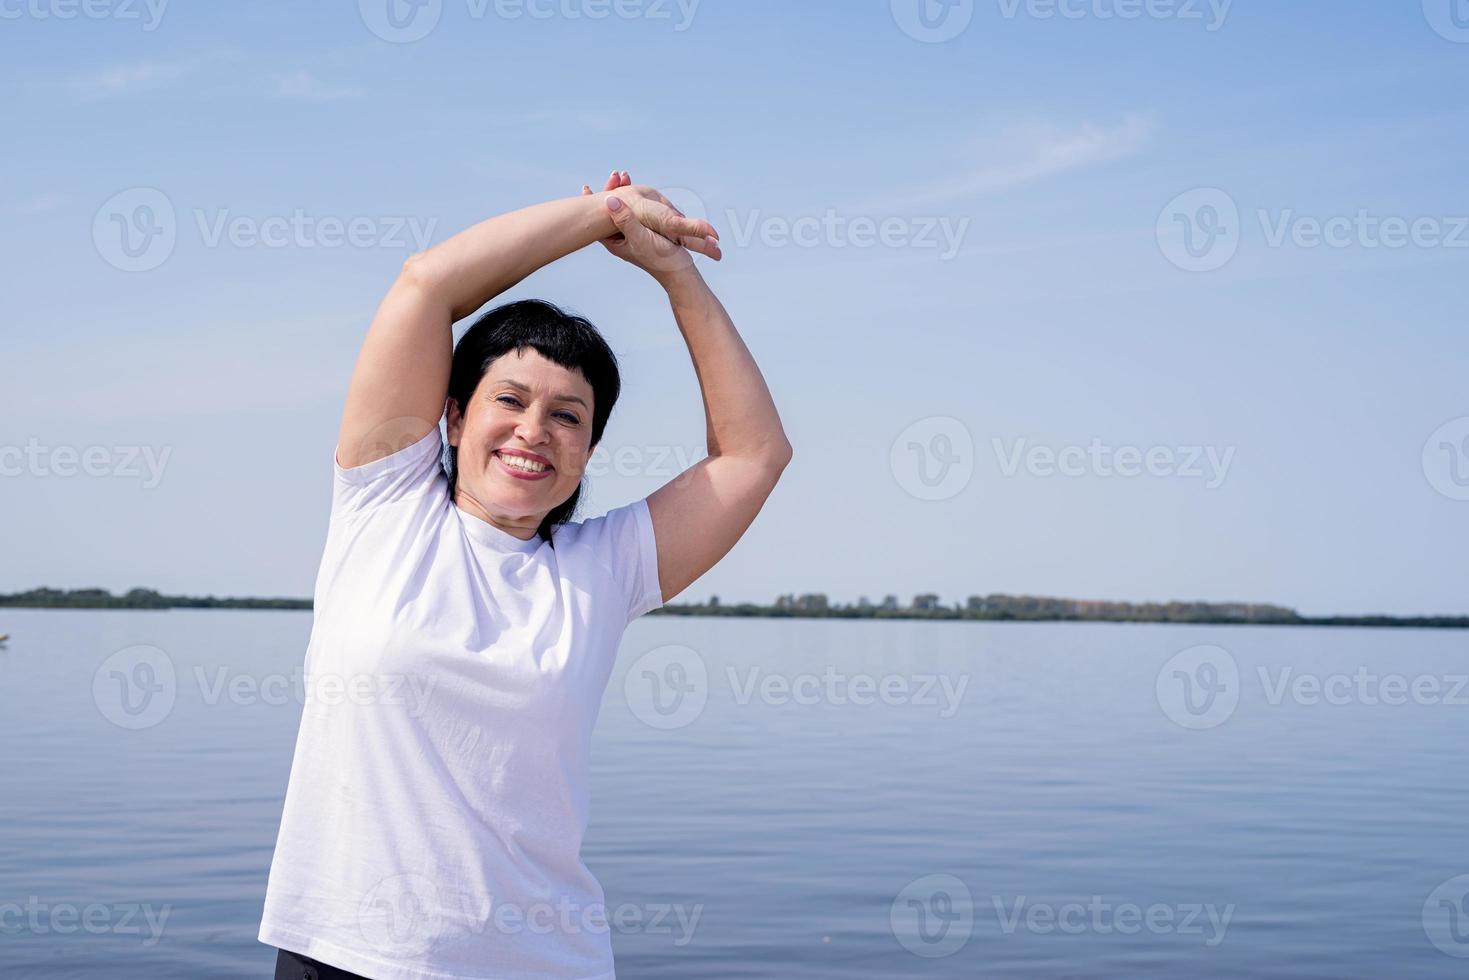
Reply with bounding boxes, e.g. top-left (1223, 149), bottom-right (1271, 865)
top-left (2, 608), bottom-right (1466, 977)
